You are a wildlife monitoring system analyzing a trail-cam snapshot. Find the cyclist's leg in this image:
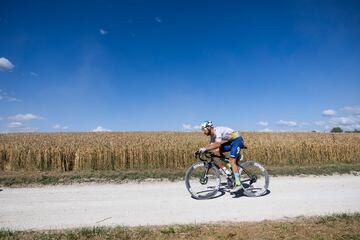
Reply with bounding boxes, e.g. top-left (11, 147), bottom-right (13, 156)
top-left (229, 138), bottom-right (243, 187)
top-left (219, 143), bottom-right (231, 169)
